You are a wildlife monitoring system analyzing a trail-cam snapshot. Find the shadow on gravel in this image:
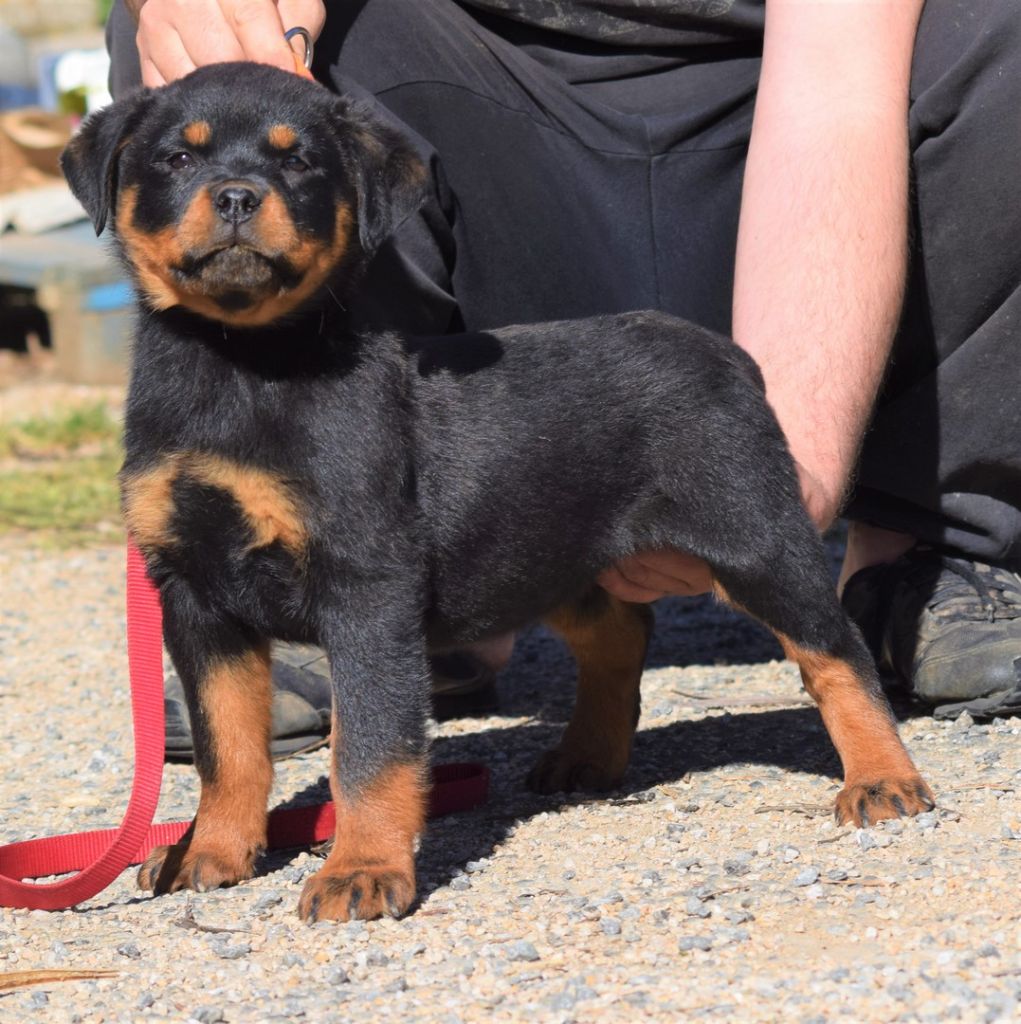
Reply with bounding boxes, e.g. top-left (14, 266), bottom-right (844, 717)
top-left (414, 706), bottom-right (843, 897)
